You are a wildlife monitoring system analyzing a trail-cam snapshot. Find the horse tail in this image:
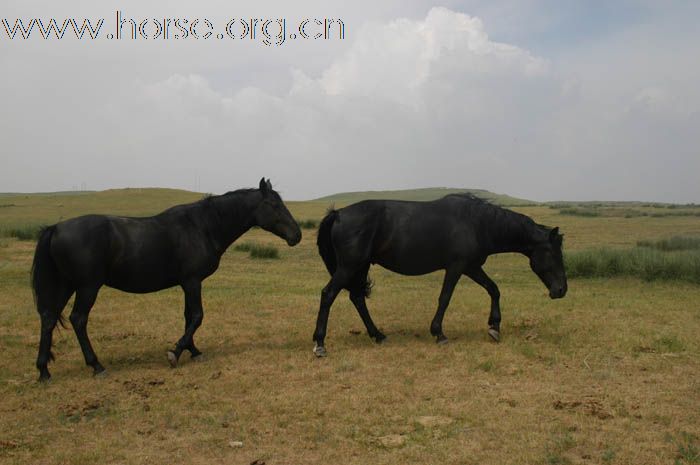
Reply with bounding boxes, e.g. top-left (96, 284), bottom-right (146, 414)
top-left (31, 226), bottom-right (69, 336)
top-left (316, 208), bottom-right (338, 276)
